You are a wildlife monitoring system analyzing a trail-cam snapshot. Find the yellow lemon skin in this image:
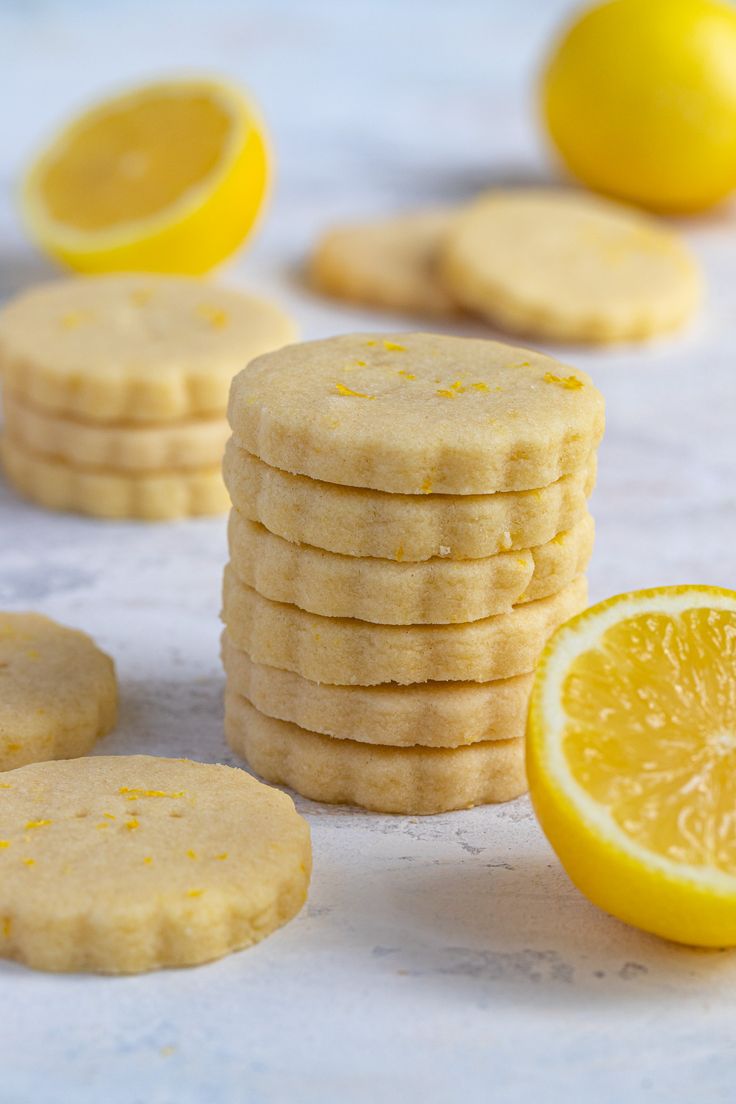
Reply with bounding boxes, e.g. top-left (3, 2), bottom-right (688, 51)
top-left (527, 745), bottom-right (736, 948)
top-left (542, 0), bottom-right (736, 213)
top-left (527, 586), bottom-right (736, 948)
top-left (21, 79), bottom-right (270, 275)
